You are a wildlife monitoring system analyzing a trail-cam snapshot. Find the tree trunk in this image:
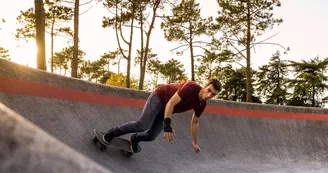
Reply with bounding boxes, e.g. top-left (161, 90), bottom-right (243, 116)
top-left (72, 0), bottom-right (79, 78)
top-left (312, 84), bottom-right (315, 107)
top-left (126, 2), bottom-right (136, 88)
top-left (189, 20), bottom-right (195, 81)
top-left (51, 19), bottom-right (55, 73)
top-left (114, 2), bottom-right (125, 76)
top-left (234, 85), bottom-right (237, 101)
top-left (246, 0), bottom-right (252, 102)
top-left (139, 0), bottom-right (161, 90)
top-left (139, 8), bottom-right (144, 90)
top-left (35, 0), bottom-right (46, 71)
